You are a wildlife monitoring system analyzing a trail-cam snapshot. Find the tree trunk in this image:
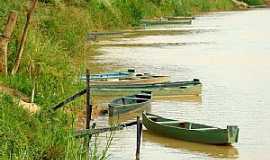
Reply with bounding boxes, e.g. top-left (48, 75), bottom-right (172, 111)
top-left (11, 0), bottom-right (38, 75)
top-left (0, 11), bottom-right (17, 75)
